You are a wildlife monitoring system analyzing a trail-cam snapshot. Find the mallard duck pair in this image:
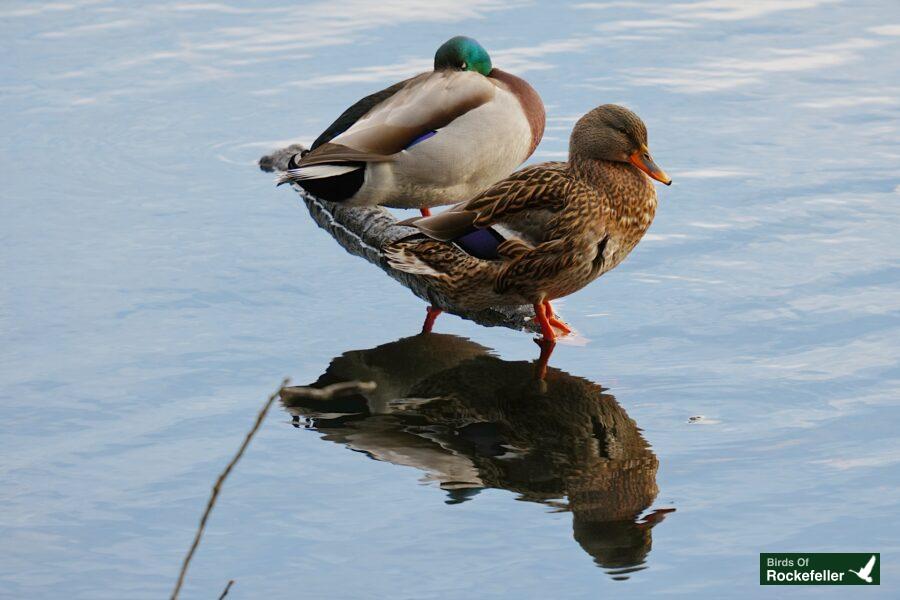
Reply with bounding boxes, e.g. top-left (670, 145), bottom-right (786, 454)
top-left (281, 37), bottom-right (671, 341)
